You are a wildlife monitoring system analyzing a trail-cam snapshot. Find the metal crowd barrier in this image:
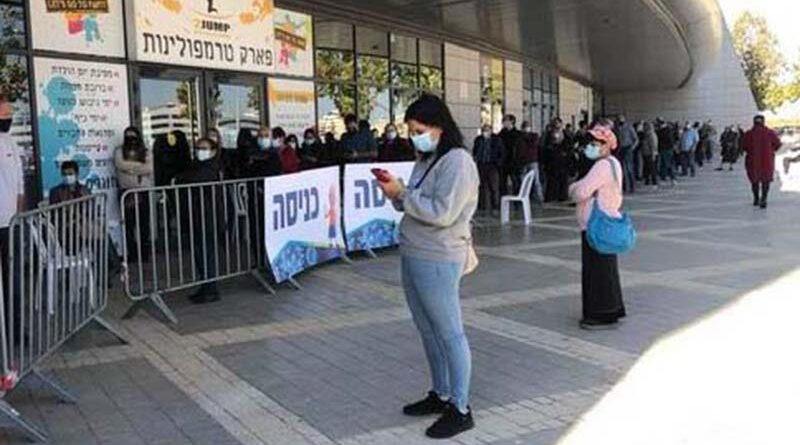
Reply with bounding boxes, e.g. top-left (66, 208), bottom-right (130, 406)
top-left (120, 178), bottom-right (276, 324)
top-left (0, 194), bottom-right (126, 442)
